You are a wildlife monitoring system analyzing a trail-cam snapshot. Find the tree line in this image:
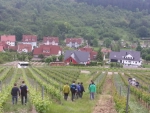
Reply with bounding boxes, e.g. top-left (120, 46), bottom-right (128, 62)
top-left (0, 0), bottom-right (150, 45)
top-left (75, 0), bottom-right (150, 13)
